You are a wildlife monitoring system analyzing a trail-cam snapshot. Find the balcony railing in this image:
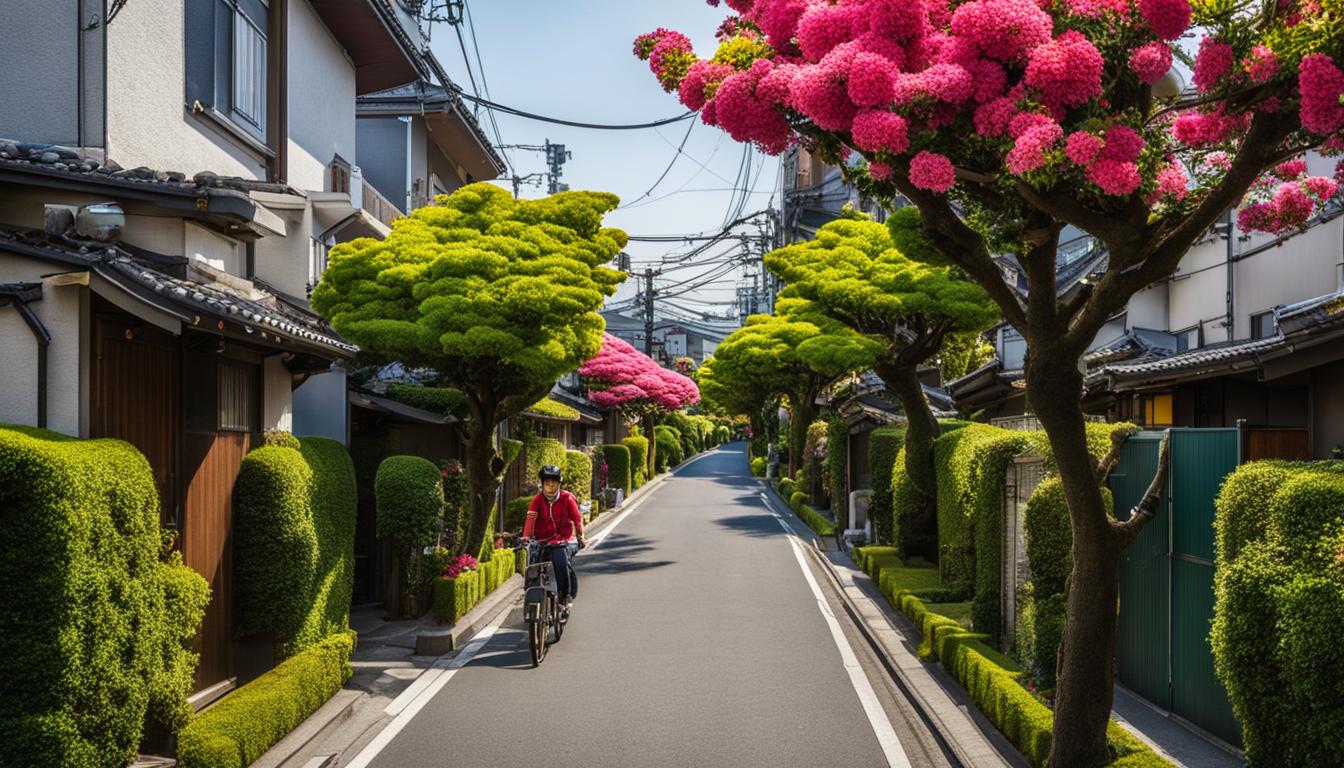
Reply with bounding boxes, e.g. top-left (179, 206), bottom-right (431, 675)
top-left (360, 178), bottom-right (402, 231)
